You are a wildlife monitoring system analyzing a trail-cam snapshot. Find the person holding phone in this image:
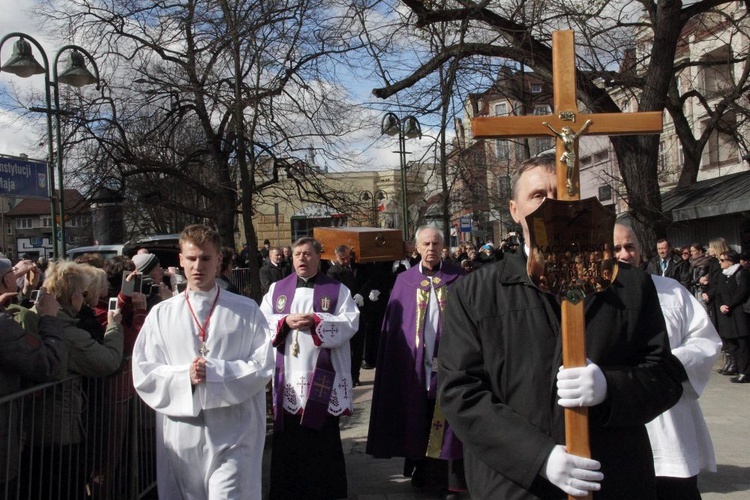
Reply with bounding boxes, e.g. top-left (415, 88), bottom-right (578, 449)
top-left (132, 225), bottom-right (274, 499)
